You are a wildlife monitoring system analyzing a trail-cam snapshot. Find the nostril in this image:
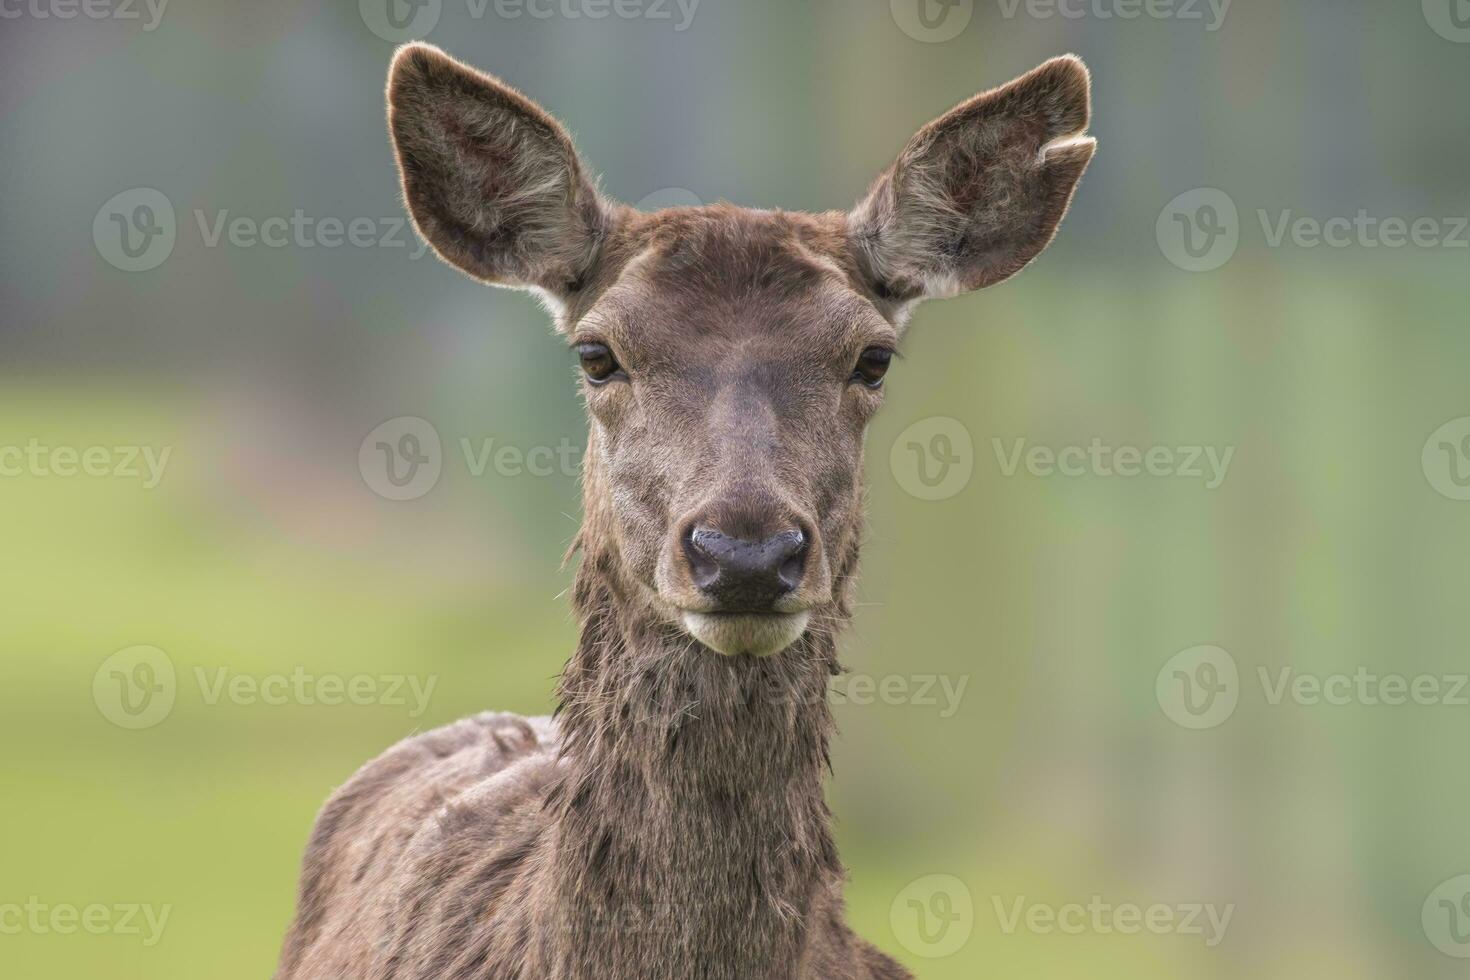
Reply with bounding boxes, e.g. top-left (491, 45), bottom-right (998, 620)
top-left (777, 555), bottom-right (804, 592)
top-left (773, 530), bottom-right (807, 593)
top-left (683, 527), bottom-right (721, 590)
